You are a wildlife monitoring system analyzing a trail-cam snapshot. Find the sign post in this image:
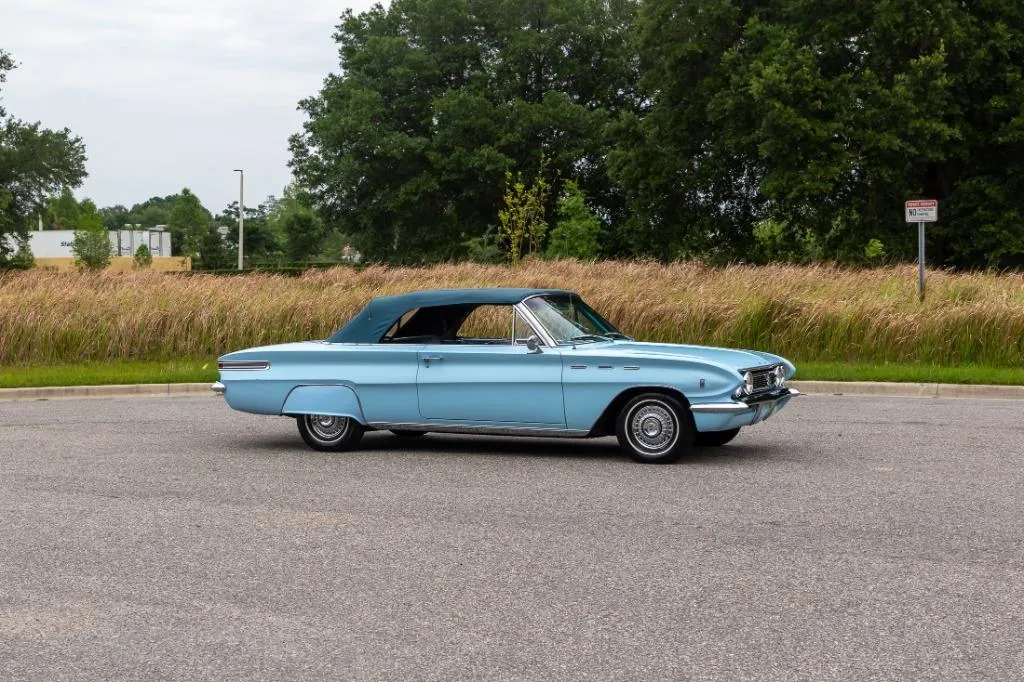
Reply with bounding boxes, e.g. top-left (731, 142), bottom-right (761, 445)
top-left (905, 200), bottom-right (938, 301)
